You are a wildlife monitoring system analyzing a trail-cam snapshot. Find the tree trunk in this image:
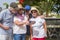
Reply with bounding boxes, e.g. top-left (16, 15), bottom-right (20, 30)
top-left (46, 11), bottom-right (49, 17)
